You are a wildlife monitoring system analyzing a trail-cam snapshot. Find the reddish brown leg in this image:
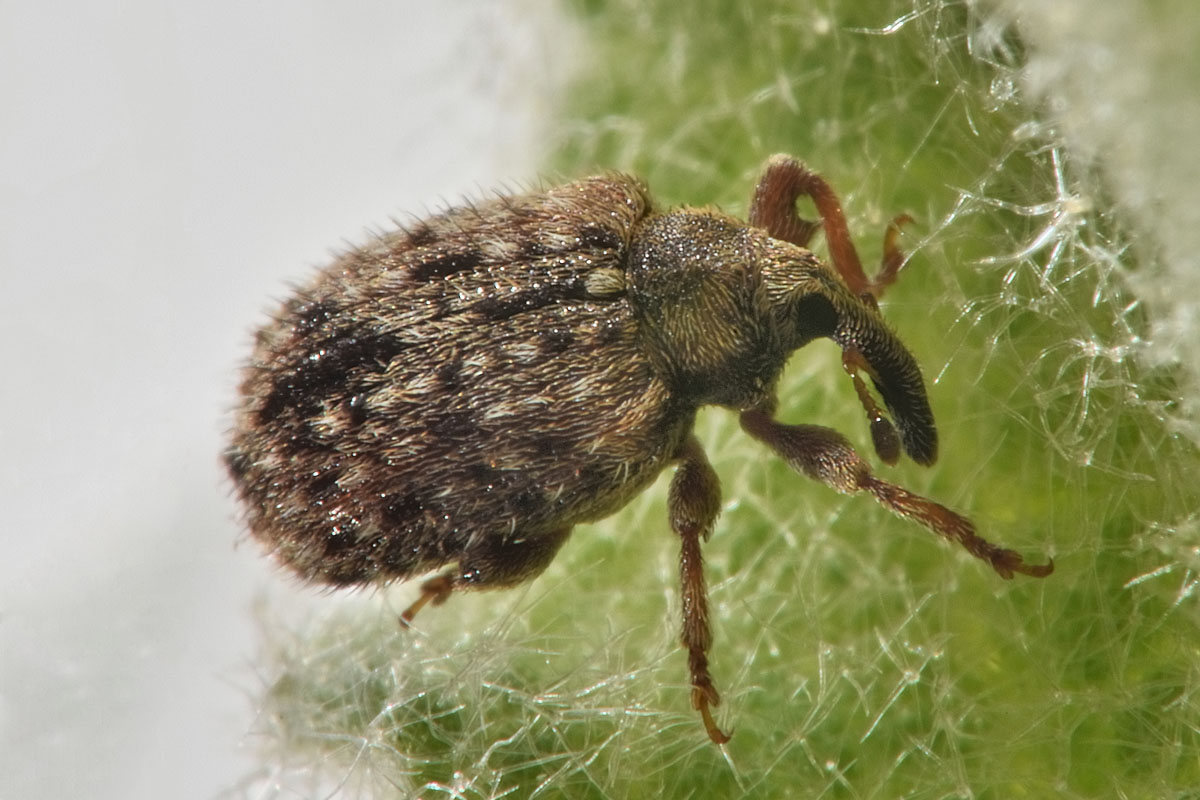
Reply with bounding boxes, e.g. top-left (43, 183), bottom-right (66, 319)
top-left (749, 155), bottom-right (914, 302)
top-left (740, 410), bottom-right (1053, 579)
top-left (399, 571), bottom-right (455, 627)
top-left (749, 155), bottom-right (822, 249)
top-left (668, 436), bottom-right (730, 744)
top-left (876, 213), bottom-right (914, 292)
top-left (399, 527), bottom-right (572, 626)
top-left (750, 155), bottom-right (872, 297)
top-left (842, 345), bottom-right (902, 466)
